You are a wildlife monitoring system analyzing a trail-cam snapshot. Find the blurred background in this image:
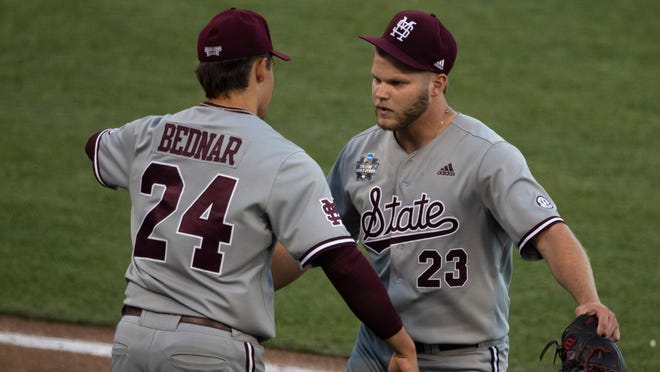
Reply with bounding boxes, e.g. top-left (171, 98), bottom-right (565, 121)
top-left (1, 1), bottom-right (658, 370)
